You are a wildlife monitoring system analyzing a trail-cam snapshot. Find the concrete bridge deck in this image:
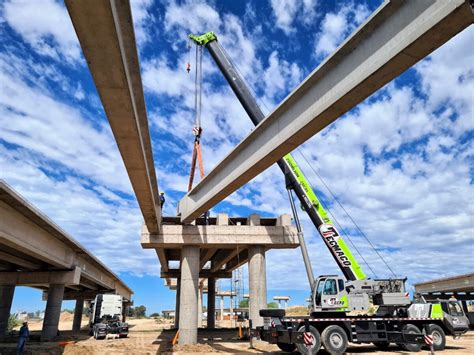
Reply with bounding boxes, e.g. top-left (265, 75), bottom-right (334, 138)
top-left (0, 180), bottom-right (133, 341)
